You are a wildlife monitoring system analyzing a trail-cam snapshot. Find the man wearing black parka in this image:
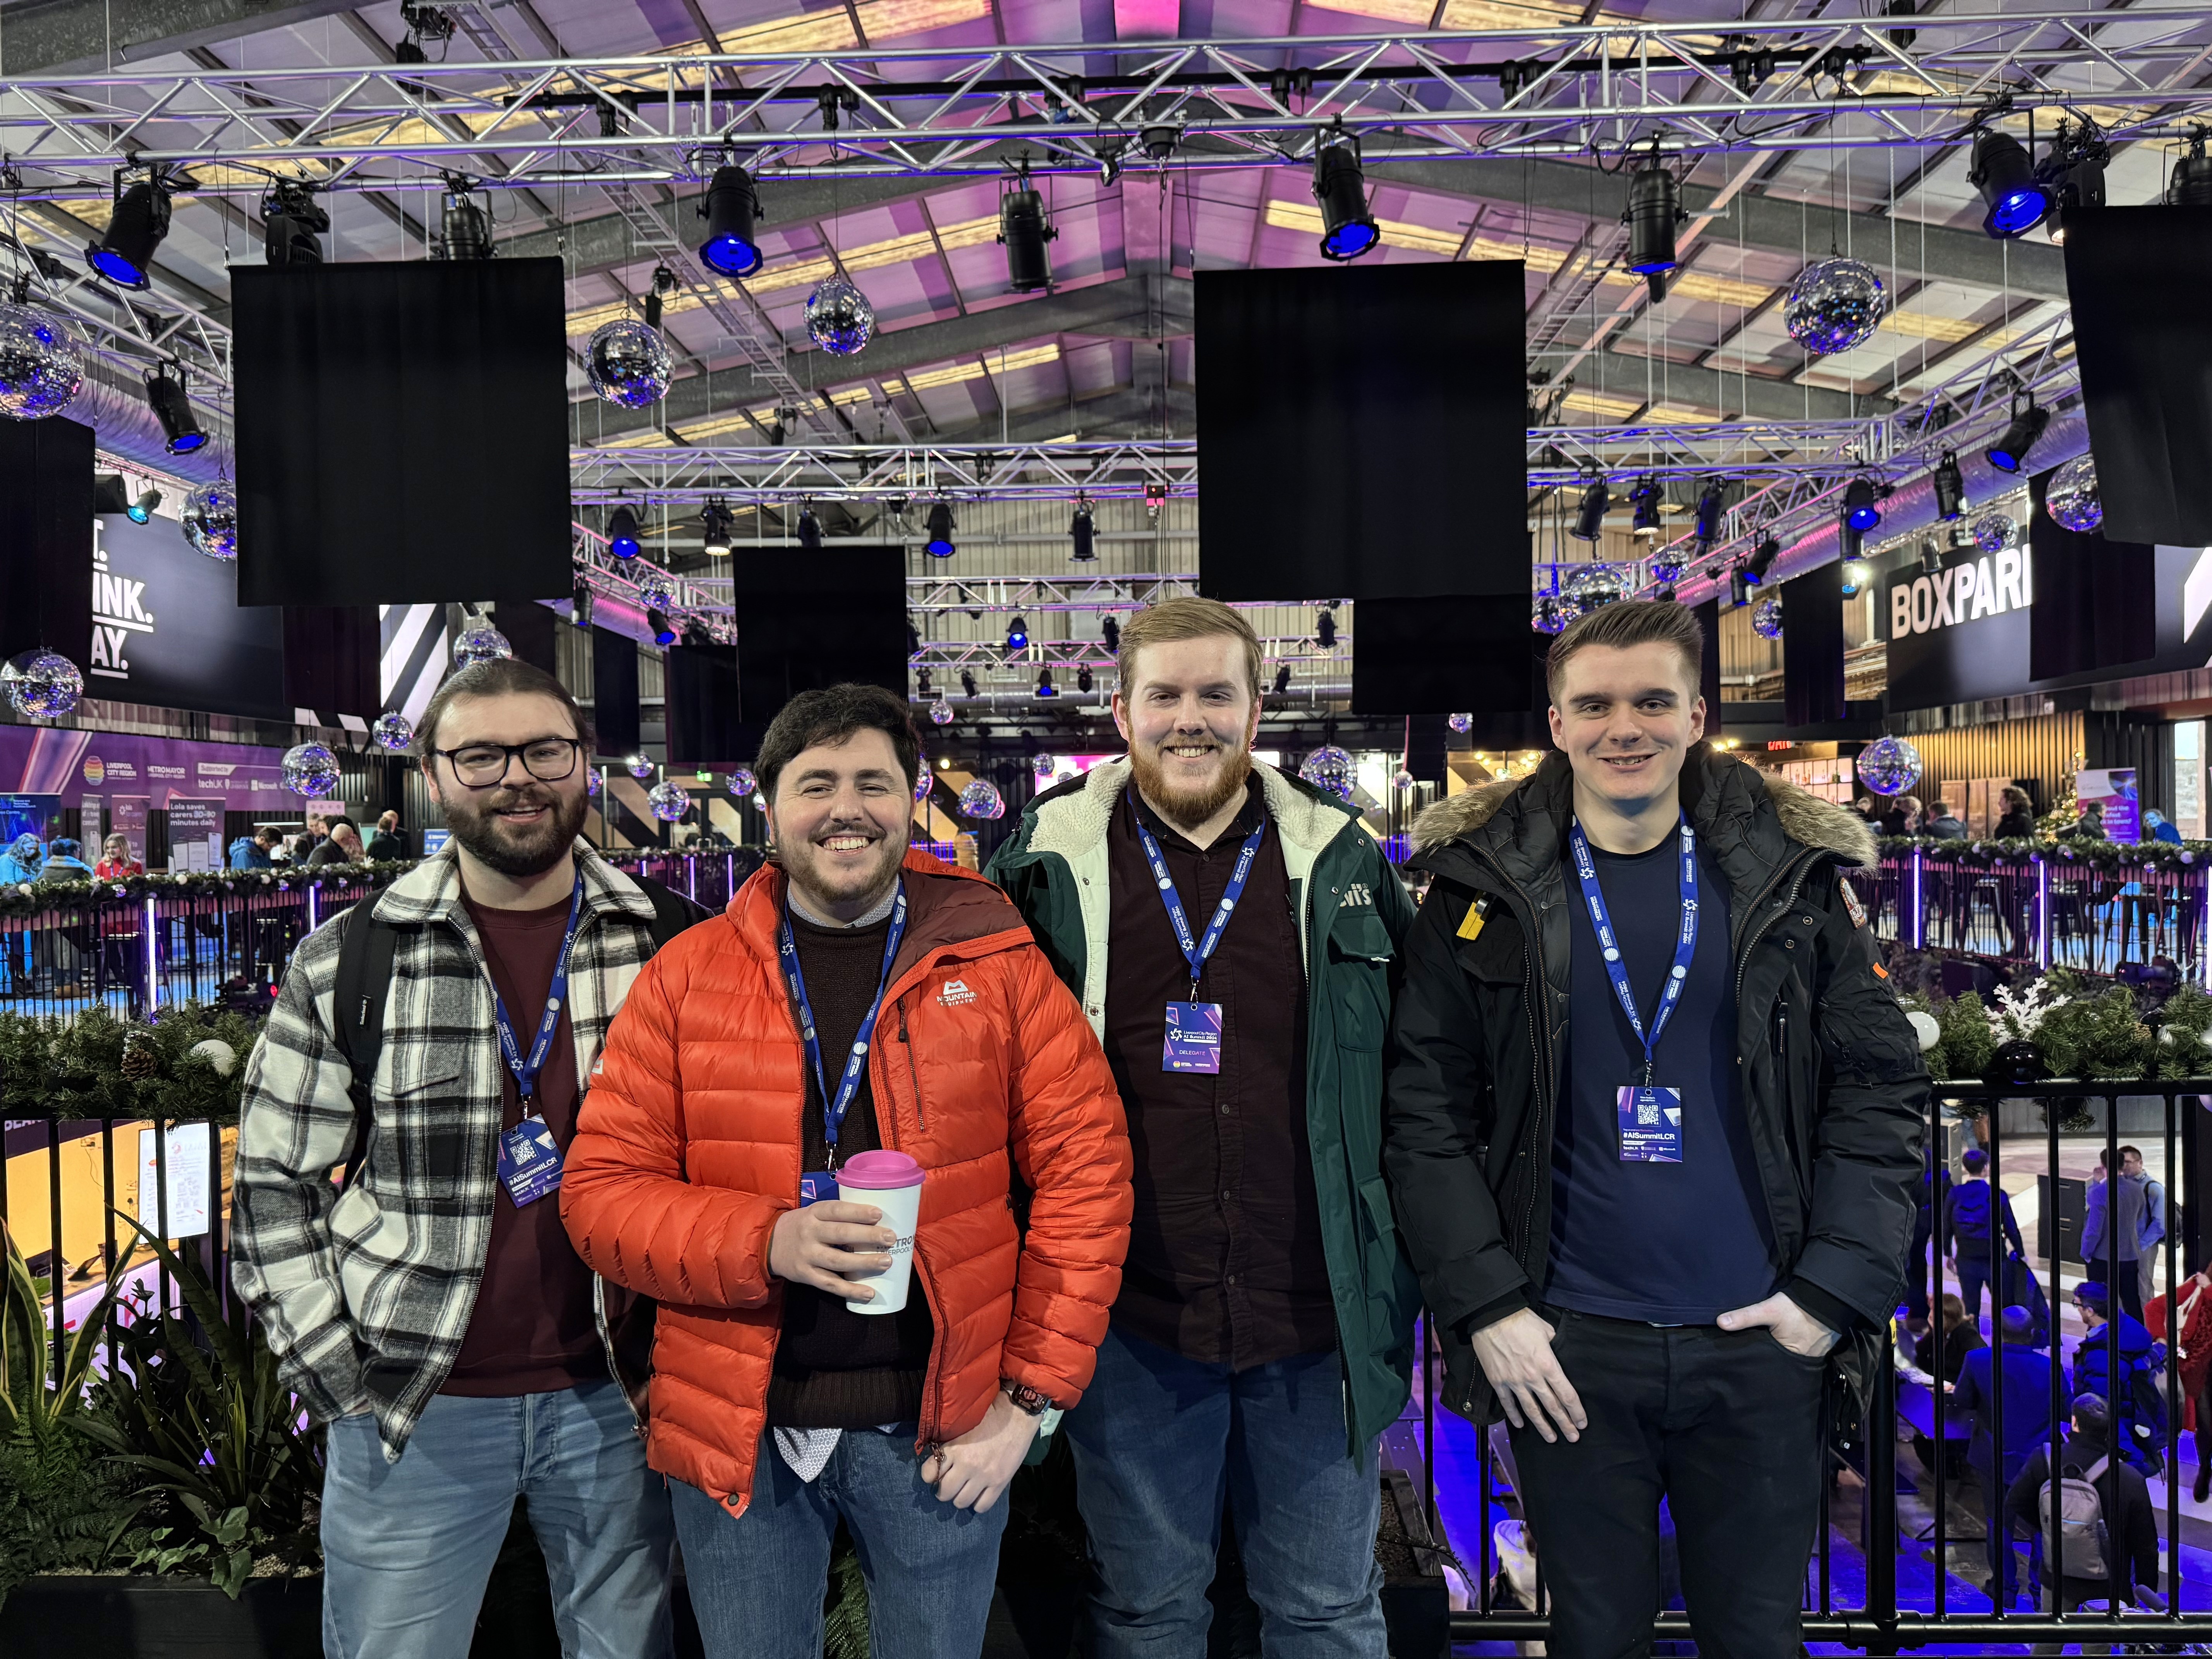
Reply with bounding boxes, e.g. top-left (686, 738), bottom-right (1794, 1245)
top-left (1383, 599), bottom-right (1925, 1657)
